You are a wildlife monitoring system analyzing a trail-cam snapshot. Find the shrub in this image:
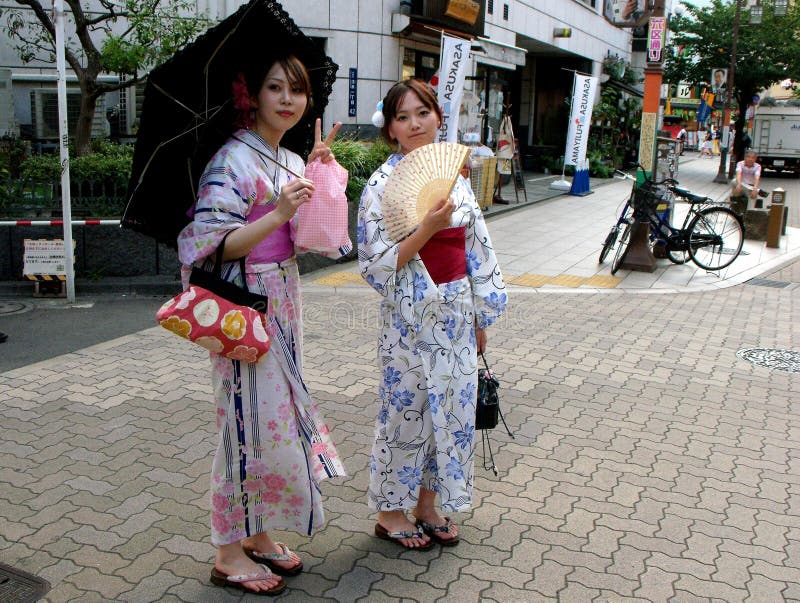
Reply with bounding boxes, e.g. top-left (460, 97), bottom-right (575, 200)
top-left (19, 142), bottom-right (133, 185)
top-left (330, 137), bottom-right (391, 202)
